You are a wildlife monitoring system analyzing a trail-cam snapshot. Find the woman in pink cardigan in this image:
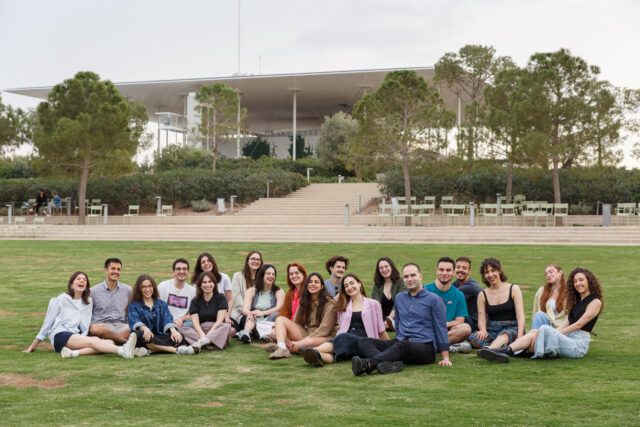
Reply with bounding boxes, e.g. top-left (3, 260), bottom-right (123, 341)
top-left (301, 273), bottom-right (389, 367)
